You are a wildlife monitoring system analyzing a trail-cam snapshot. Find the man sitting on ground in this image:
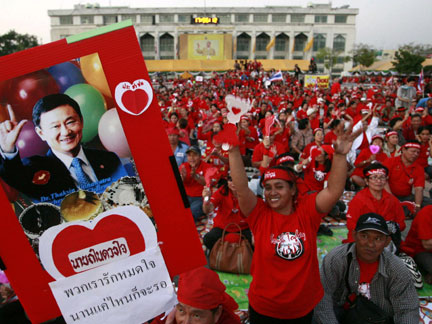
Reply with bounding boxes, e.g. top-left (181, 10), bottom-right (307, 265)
top-left (314, 213), bottom-right (419, 323)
